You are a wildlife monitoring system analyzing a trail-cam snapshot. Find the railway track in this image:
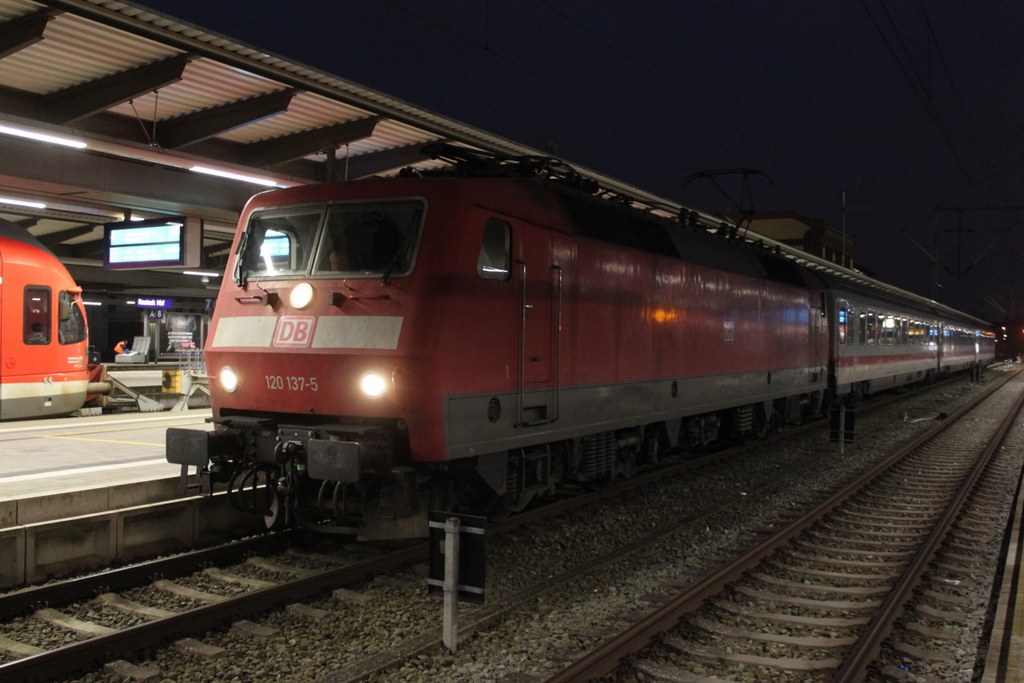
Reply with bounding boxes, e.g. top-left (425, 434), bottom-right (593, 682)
top-left (544, 369), bottom-right (1024, 683)
top-left (0, 373), bottom-right (996, 682)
